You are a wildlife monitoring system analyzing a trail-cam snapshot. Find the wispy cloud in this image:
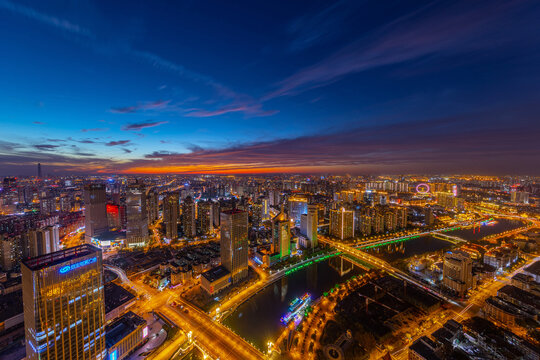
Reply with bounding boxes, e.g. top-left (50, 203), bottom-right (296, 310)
top-left (122, 121), bottom-right (168, 131)
top-left (267, 1), bottom-right (530, 99)
top-left (33, 121), bottom-right (45, 125)
top-left (105, 140), bottom-right (130, 146)
top-left (110, 100), bottom-right (171, 114)
top-left (34, 144), bottom-right (60, 151)
top-left (0, 0), bottom-right (93, 37)
top-left (186, 103), bottom-right (278, 118)
top-left (81, 128), bottom-right (108, 132)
